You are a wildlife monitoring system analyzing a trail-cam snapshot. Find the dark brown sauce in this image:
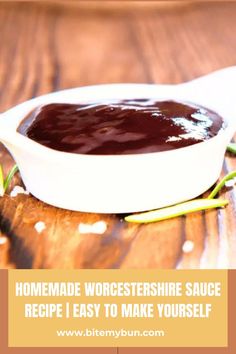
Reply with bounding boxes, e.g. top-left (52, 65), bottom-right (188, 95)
top-left (17, 99), bottom-right (224, 155)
